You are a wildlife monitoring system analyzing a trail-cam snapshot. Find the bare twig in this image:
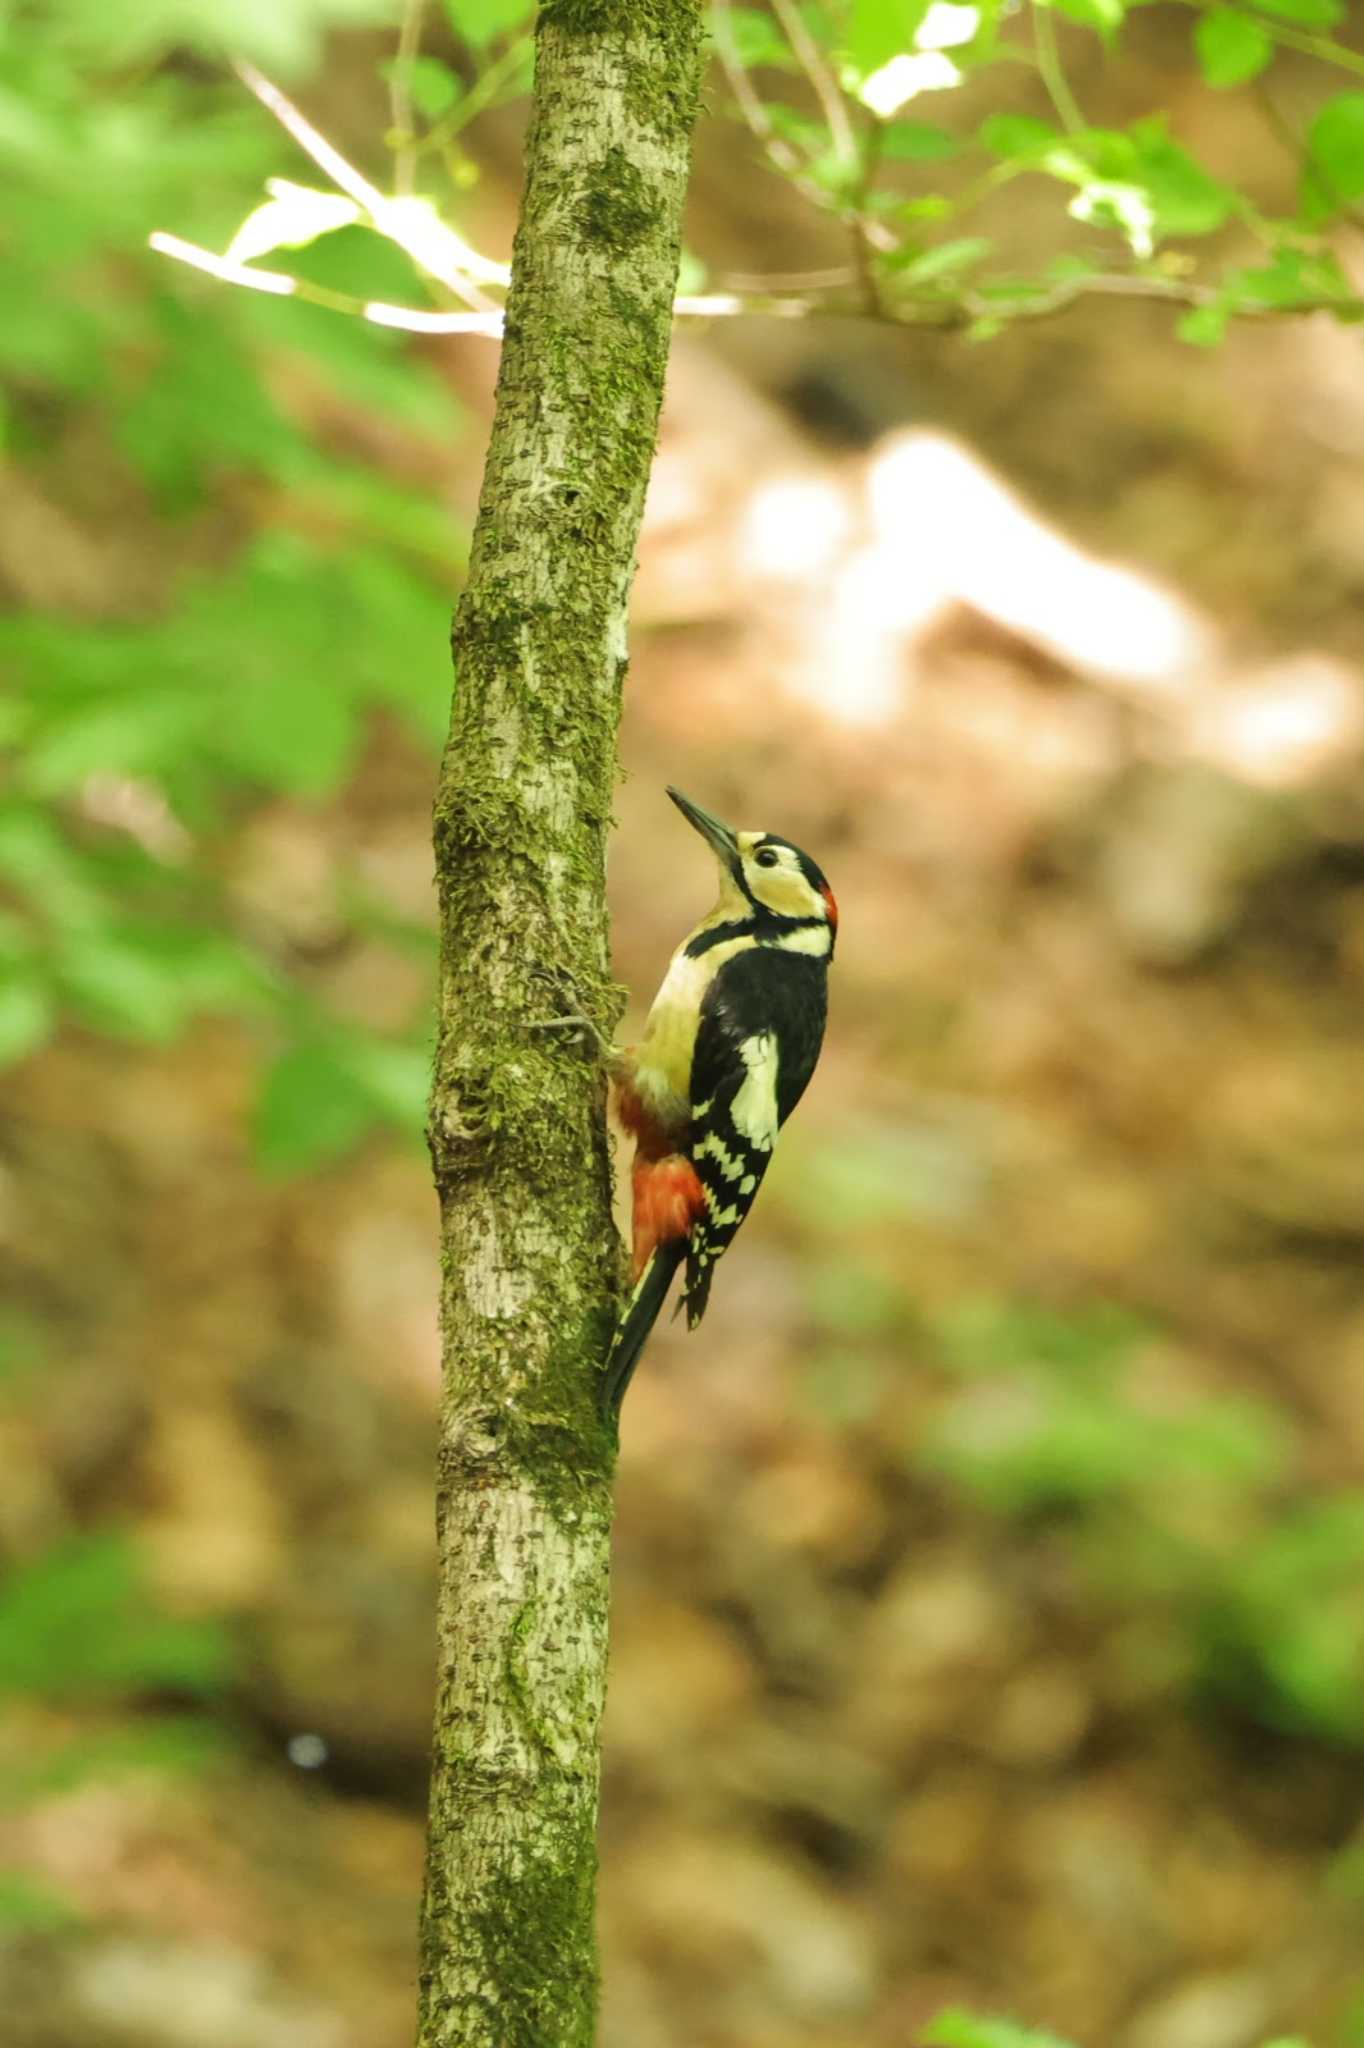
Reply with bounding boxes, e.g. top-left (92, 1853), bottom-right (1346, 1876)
top-left (148, 230), bottom-right (820, 330)
top-left (149, 229), bottom-right (1364, 341)
top-left (711, 0), bottom-right (804, 173)
top-left (851, 113), bottom-right (887, 317)
top-left (771, 0), bottom-right (857, 173)
top-left (388, 0), bottom-right (426, 196)
top-left (147, 231), bottom-right (504, 331)
top-left (1032, 1), bottom-right (1085, 137)
top-left (417, 36), bottom-right (533, 158)
top-left (717, 264), bottom-right (858, 291)
top-left (235, 62), bottom-right (503, 311)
